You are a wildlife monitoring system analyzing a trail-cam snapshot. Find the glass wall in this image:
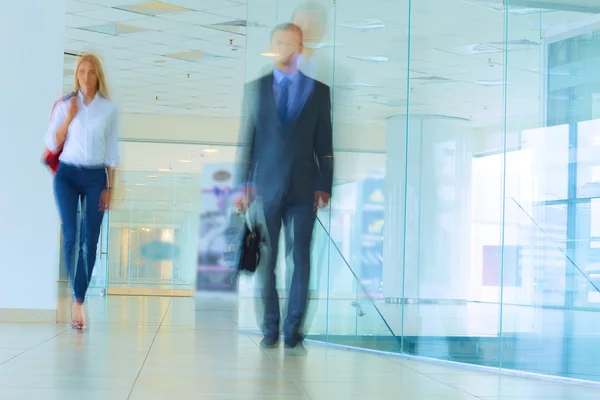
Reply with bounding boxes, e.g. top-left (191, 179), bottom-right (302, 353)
top-left (242, 0), bottom-right (600, 382)
top-left (107, 142), bottom-right (237, 295)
